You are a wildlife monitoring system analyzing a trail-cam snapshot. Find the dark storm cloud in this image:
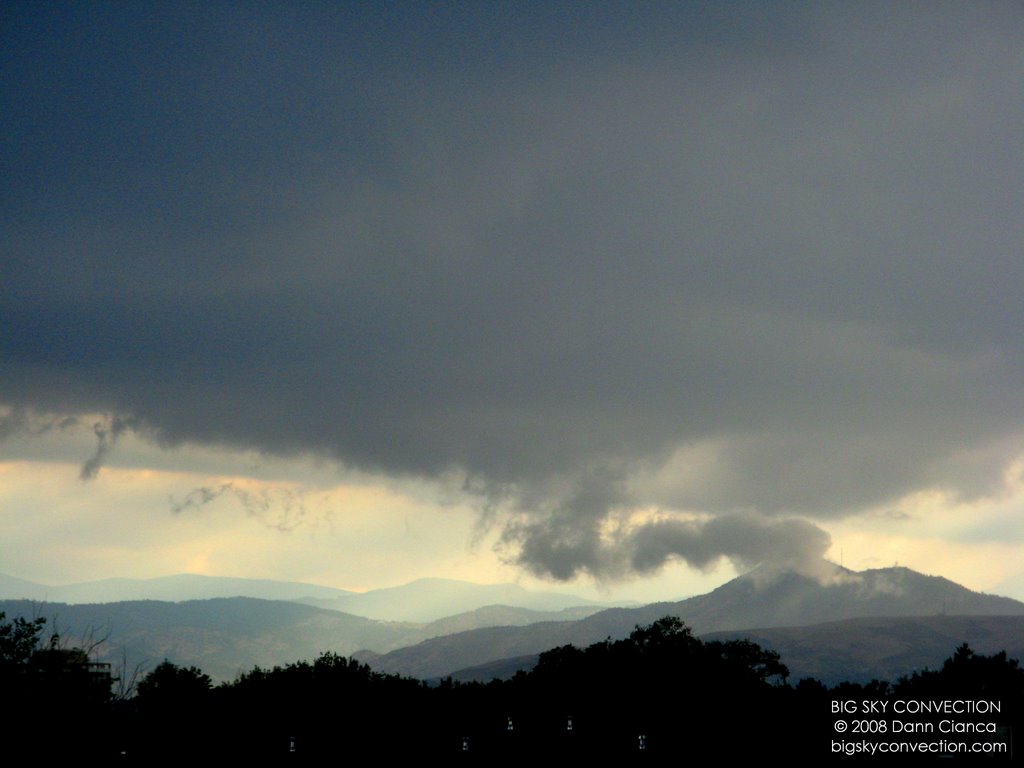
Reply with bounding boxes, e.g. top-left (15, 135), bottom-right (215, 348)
top-left (0, 407), bottom-right (77, 441)
top-left (502, 469), bottom-right (633, 580)
top-left (628, 515), bottom-right (832, 576)
top-left (501, 470), bottom-right (832, 581)
top-left (3, 3), bottom-right (1023, 577)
